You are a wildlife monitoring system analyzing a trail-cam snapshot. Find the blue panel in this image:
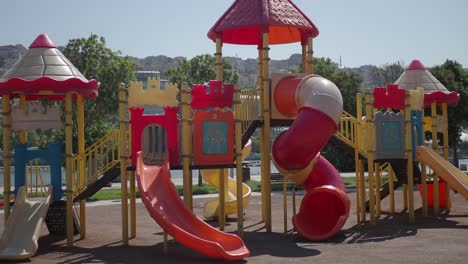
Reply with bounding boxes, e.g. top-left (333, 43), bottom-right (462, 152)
top-left (202, 121), bottom-right (228, 154)
top-left (411, 111), bottom-right (423, 158)
top-left (13, 142), bottom-right (63, 200)
top-left (382, 121), bottom-right (402, 150)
